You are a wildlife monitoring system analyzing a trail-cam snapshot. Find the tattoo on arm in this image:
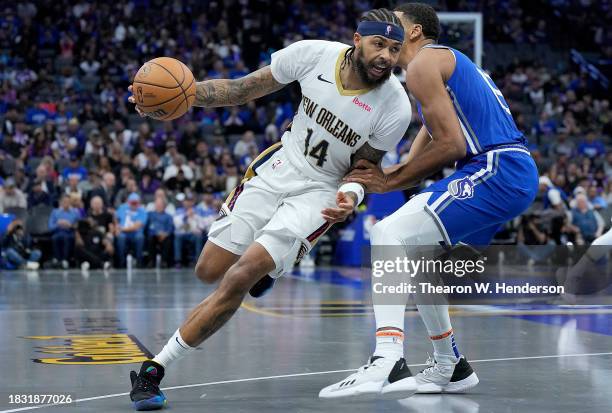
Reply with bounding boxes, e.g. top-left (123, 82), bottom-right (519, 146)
top-left (350, 142), bottom-right (386, 170)
top-left (194, 66), bottom-right (285, 108)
